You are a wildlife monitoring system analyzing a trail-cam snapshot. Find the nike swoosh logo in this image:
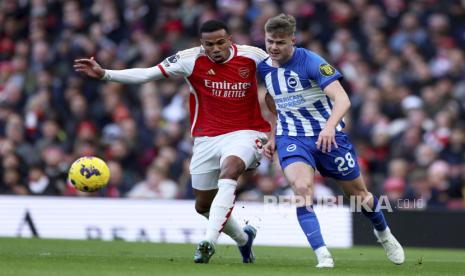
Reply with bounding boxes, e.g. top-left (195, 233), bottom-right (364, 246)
top-left (341, 170), bottom-right (354, 176)
top-left (306, 230), bottom-right (318, 237)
